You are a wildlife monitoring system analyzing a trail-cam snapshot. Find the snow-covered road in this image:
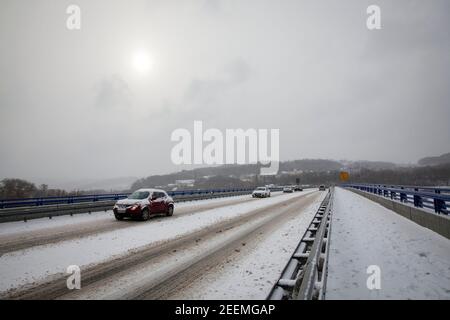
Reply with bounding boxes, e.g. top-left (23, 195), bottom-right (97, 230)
top-left (327, 187), bottom-right (450, 300)
top-left (0, 189), bottom-right (321, 298)
top-left (0, 193), bottom-right (278, 254)
top-left (0, 194), bottom-right (258, 236)
top-left (167, 191), bottom-right (327, 300)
